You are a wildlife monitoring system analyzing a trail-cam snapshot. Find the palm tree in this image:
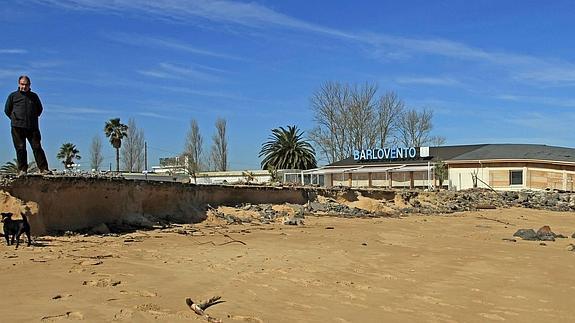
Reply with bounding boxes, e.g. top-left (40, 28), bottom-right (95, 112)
top-left (57, 143), bottom-right (81, 170)
top-left (0, 159), bottom-right (38, 174)
top-left (104, 118), bottom-right (128, 172)
top-left (259, 125), bottom-right (317, 170)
